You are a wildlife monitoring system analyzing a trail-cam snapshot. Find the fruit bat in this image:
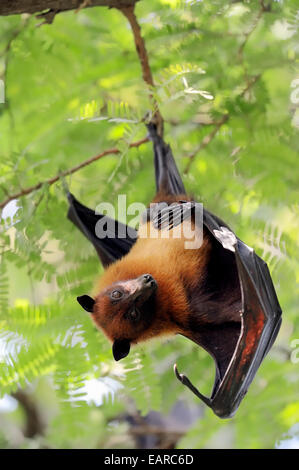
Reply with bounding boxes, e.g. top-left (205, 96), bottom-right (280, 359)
top-left (67, 124), bottom-right (282, 418)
